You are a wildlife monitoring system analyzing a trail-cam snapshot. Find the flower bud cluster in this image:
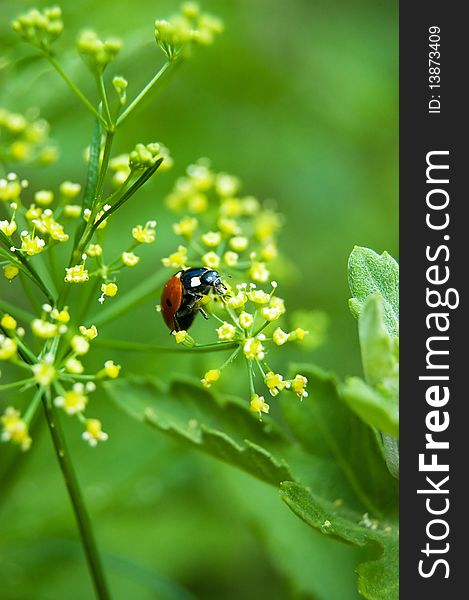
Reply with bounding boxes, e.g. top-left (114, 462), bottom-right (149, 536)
top-left (155, 3), bottom-right (223, 60)
top-left (77, 30), bottom-right (122, 72)
top-left (11, 6), bottom-right (63, 51)
top-left (0, 107), bottom-right (57, 165)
